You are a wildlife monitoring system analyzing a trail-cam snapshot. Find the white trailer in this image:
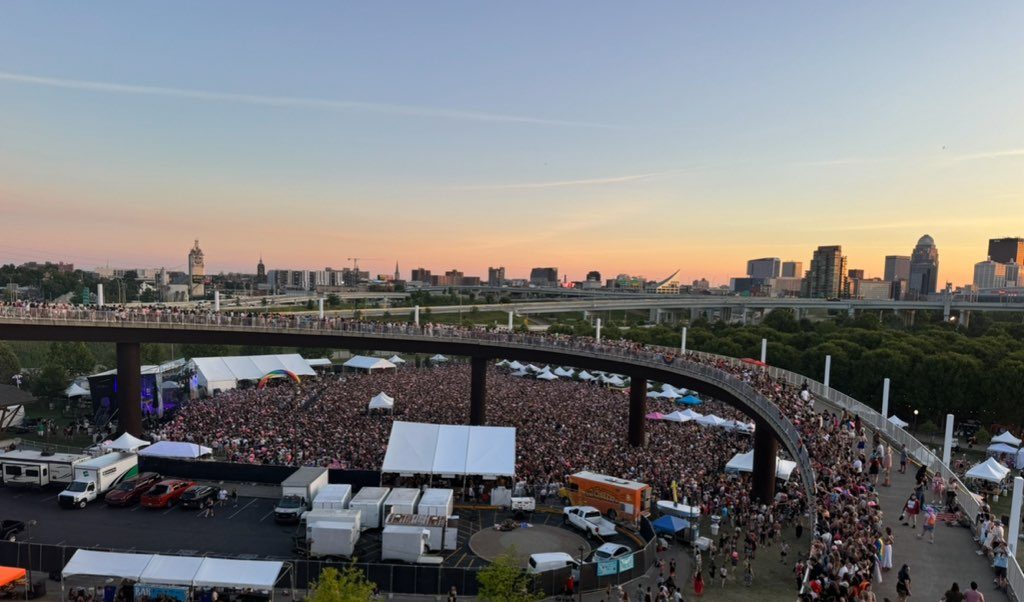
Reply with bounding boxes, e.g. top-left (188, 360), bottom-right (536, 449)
top-left (381, 526), bottom-right (442, 564)
top-left (0, 450), bottom-right (89, 487)
top-left (385, 513), bottom-right (458, 551)
top-left (275, 467), bottom-right (330, 522)
top-left (417, 488), bottom-right (454, 517)
top-left (58, 452), bottom-right (138, 509)
top-left (384, 487), bottom-right (421, 515)
top-left (312, 484), bottom-right (352, 510)
top-left (350, 487), bottom-right (390, 529)
top-left (304, 509), bottom-right (362, 558)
